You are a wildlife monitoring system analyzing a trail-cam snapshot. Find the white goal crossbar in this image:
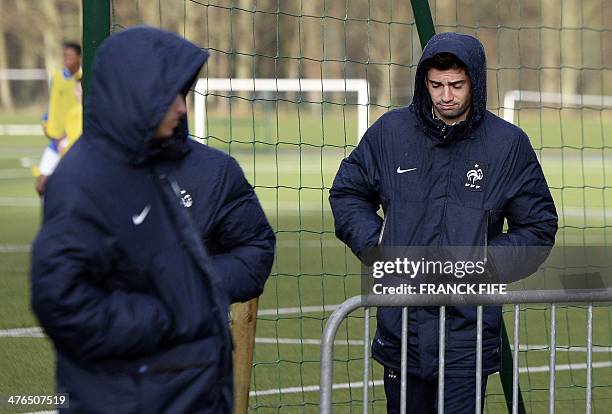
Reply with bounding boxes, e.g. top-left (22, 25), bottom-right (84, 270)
top-left (0, 69), bottom-right (48, 81)
top-left (503, 90), bottom-right (612, 124)
top-left (194, 78), bottom-right (369, 143)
